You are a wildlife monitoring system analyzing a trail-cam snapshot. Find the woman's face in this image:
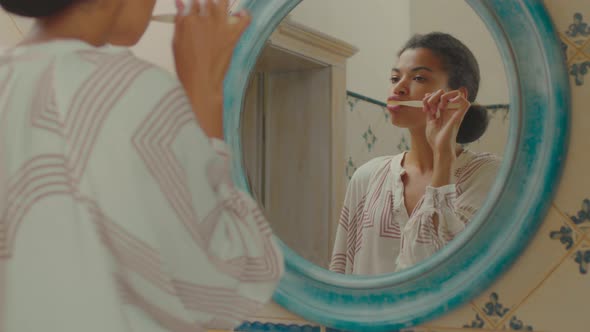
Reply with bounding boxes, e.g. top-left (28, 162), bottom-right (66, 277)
top-left (388, 48), bottom-right (450, 130)
top-left (108, 0), bottom-right (157, 46)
